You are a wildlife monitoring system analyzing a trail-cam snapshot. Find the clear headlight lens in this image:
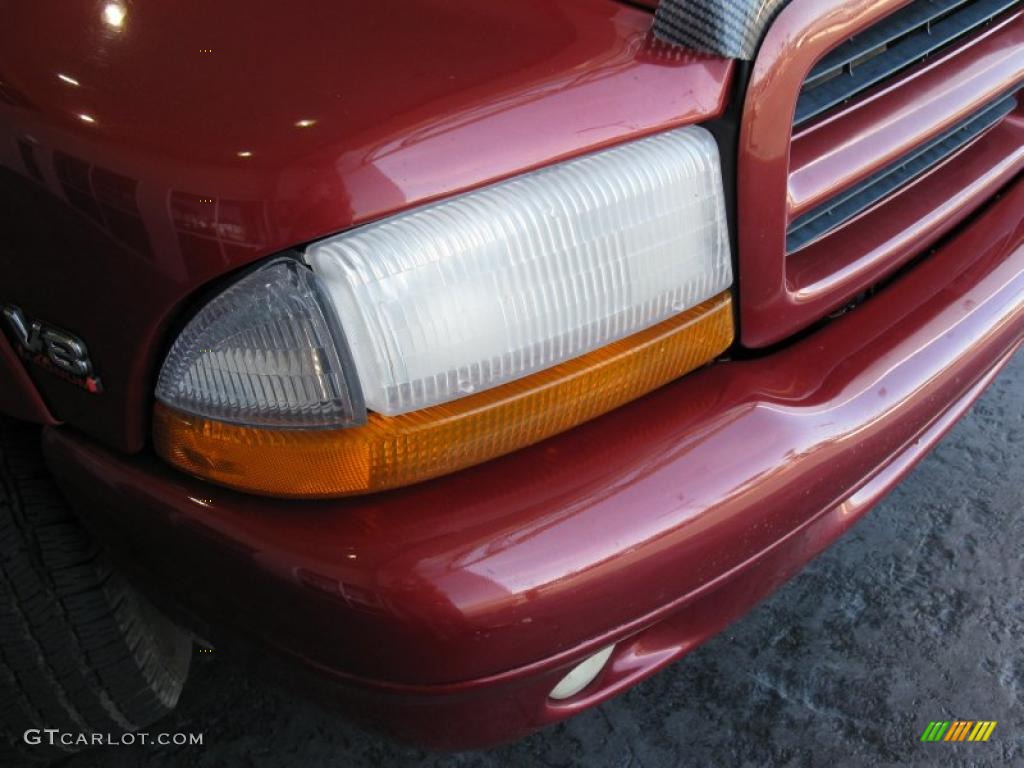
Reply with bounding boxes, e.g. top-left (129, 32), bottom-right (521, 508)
top-left (308, 125), bottom-right (731, 415)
